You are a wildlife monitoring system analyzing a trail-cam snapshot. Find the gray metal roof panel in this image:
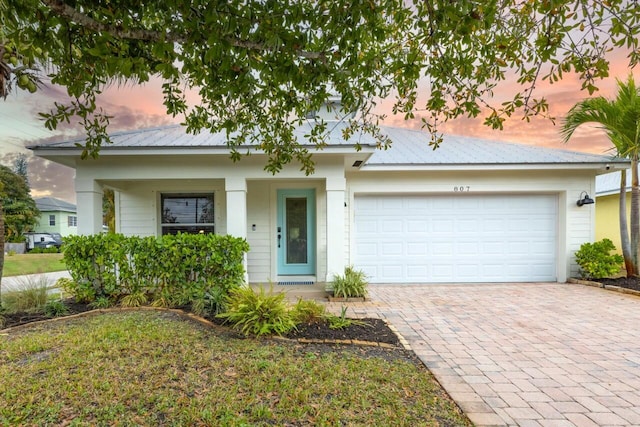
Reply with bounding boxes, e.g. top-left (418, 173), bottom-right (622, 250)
top-left (366, 129), bottom-right (626, 165)
top-left (596, 170), bottom-right (631, 195)
top-left (31, 122), bottom-right (378, 150)
top-left (35, 197), bottom-right (76, 212)
top-left (30, 123), bottom-right (625, 166)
